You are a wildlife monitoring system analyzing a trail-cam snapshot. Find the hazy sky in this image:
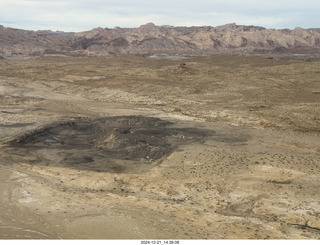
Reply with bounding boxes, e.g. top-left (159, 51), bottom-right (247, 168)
top-left (0, 0), bottom-right (319, 31)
